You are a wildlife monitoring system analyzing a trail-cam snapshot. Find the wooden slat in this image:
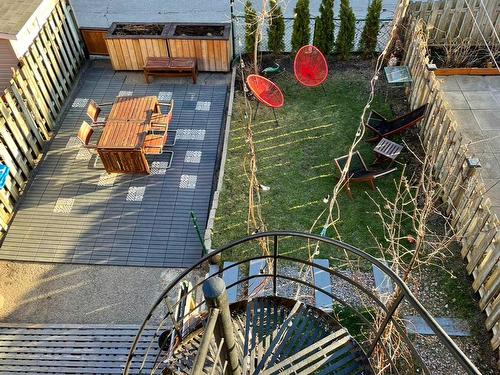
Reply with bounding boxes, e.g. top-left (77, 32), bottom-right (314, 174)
top-left (0, 0), bottom-right (85, 239)
top-left (0, 323), bottom-right (156, 373)
top-left (411, 0), bottom-right (499, 45)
